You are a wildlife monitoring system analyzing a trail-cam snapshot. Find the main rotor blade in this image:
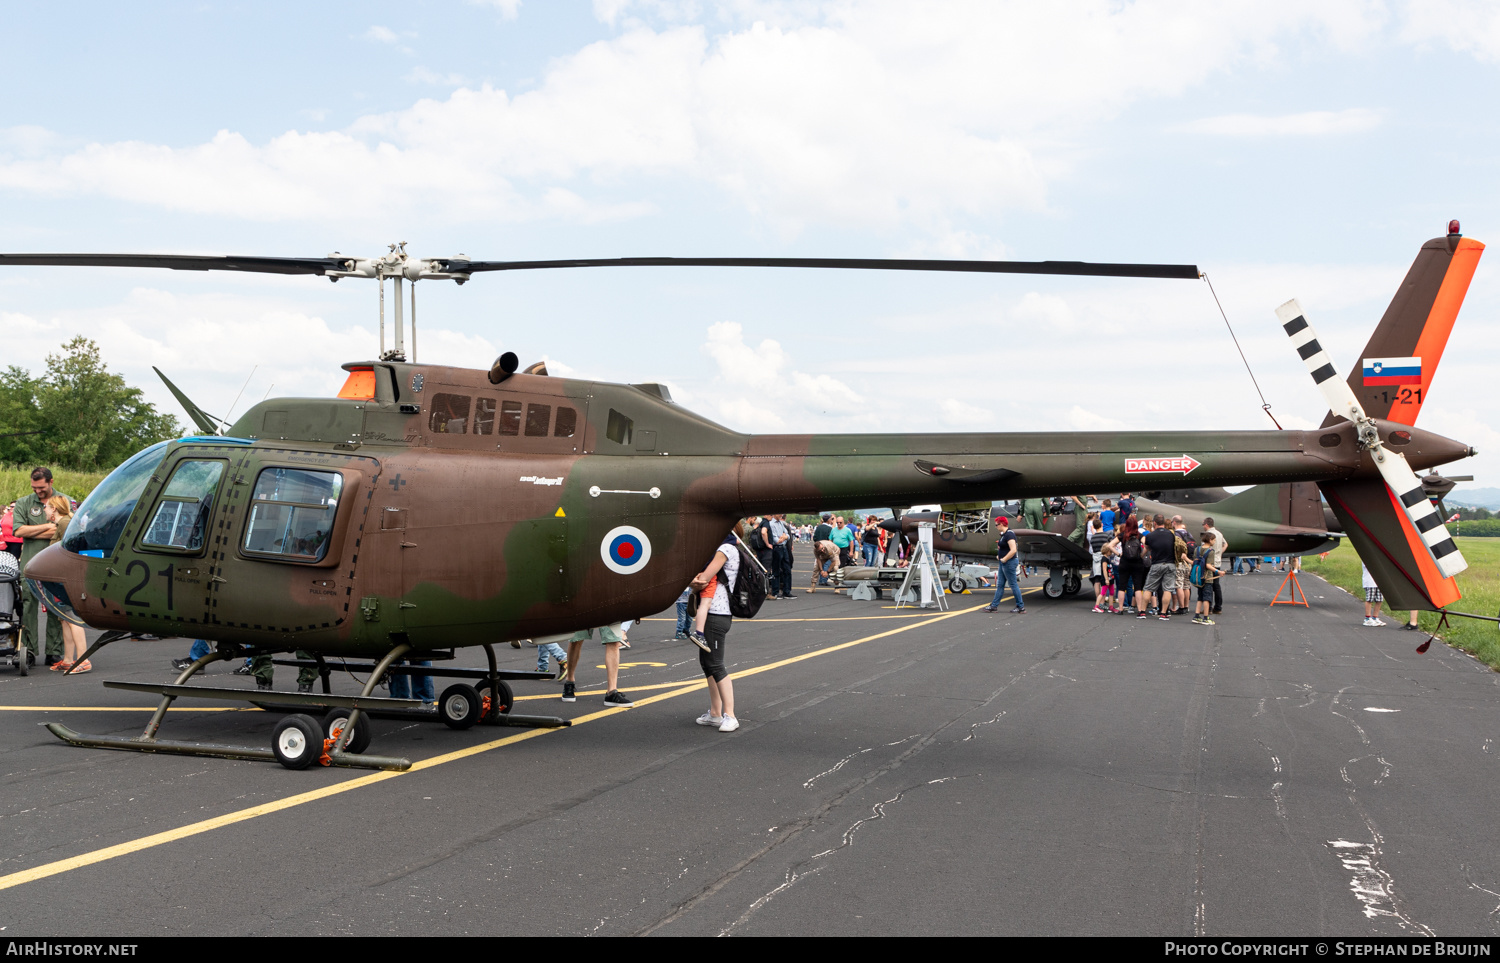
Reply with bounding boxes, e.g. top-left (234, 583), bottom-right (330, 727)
top-left (0, 252), bottom-right (1202, 281)
top-left (0, 253), bottom-right (345, 275)
top-left (440, 256), bottom-right (1201, 280)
